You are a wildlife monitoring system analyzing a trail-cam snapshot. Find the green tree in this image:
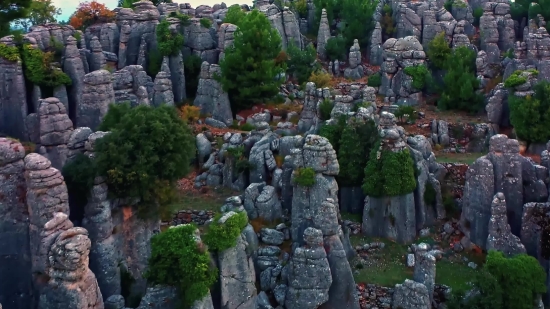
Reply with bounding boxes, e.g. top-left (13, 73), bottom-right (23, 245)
top-left (14, 0), bottom-right (61, 31)
top-left (426, 32), bottom-right (451, 70)
top-left (145, 224), bottom-right (218, 309)
top-left (312, 0), bottom-right (339, 33)
top-left (511, 0), bottom-right (550, 32)
top-left (223, 4), bottom-right (246, 25)
top-left (217, 9), bottom-right (286, 111)
top-left (94, 103), bottom-right (195, 206)
top-left (447, 269), bottom-right (503, 309)
top-left (157, 19), bottom-right (183, 57)
top-left (325, 35), bottom-right (347, 61)
top-left (338, 119), bottom-right (378, 187)
top-left (509, 81), bottom-right (550, 143)
top-left (438, 46), bottom-right (483, 113)
top-left (0, 0), bottom-right (32, 37)
top-left (286, 42), bottom-right (318, 84)
top-left (340, 0), bottom-right (378, 48)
